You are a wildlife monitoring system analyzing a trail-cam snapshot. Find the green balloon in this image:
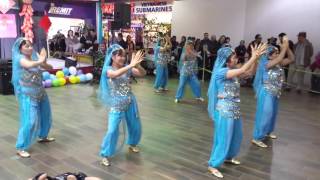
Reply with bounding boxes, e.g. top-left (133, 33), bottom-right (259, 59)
top-left (52, 79), bottom-right (60, 87)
